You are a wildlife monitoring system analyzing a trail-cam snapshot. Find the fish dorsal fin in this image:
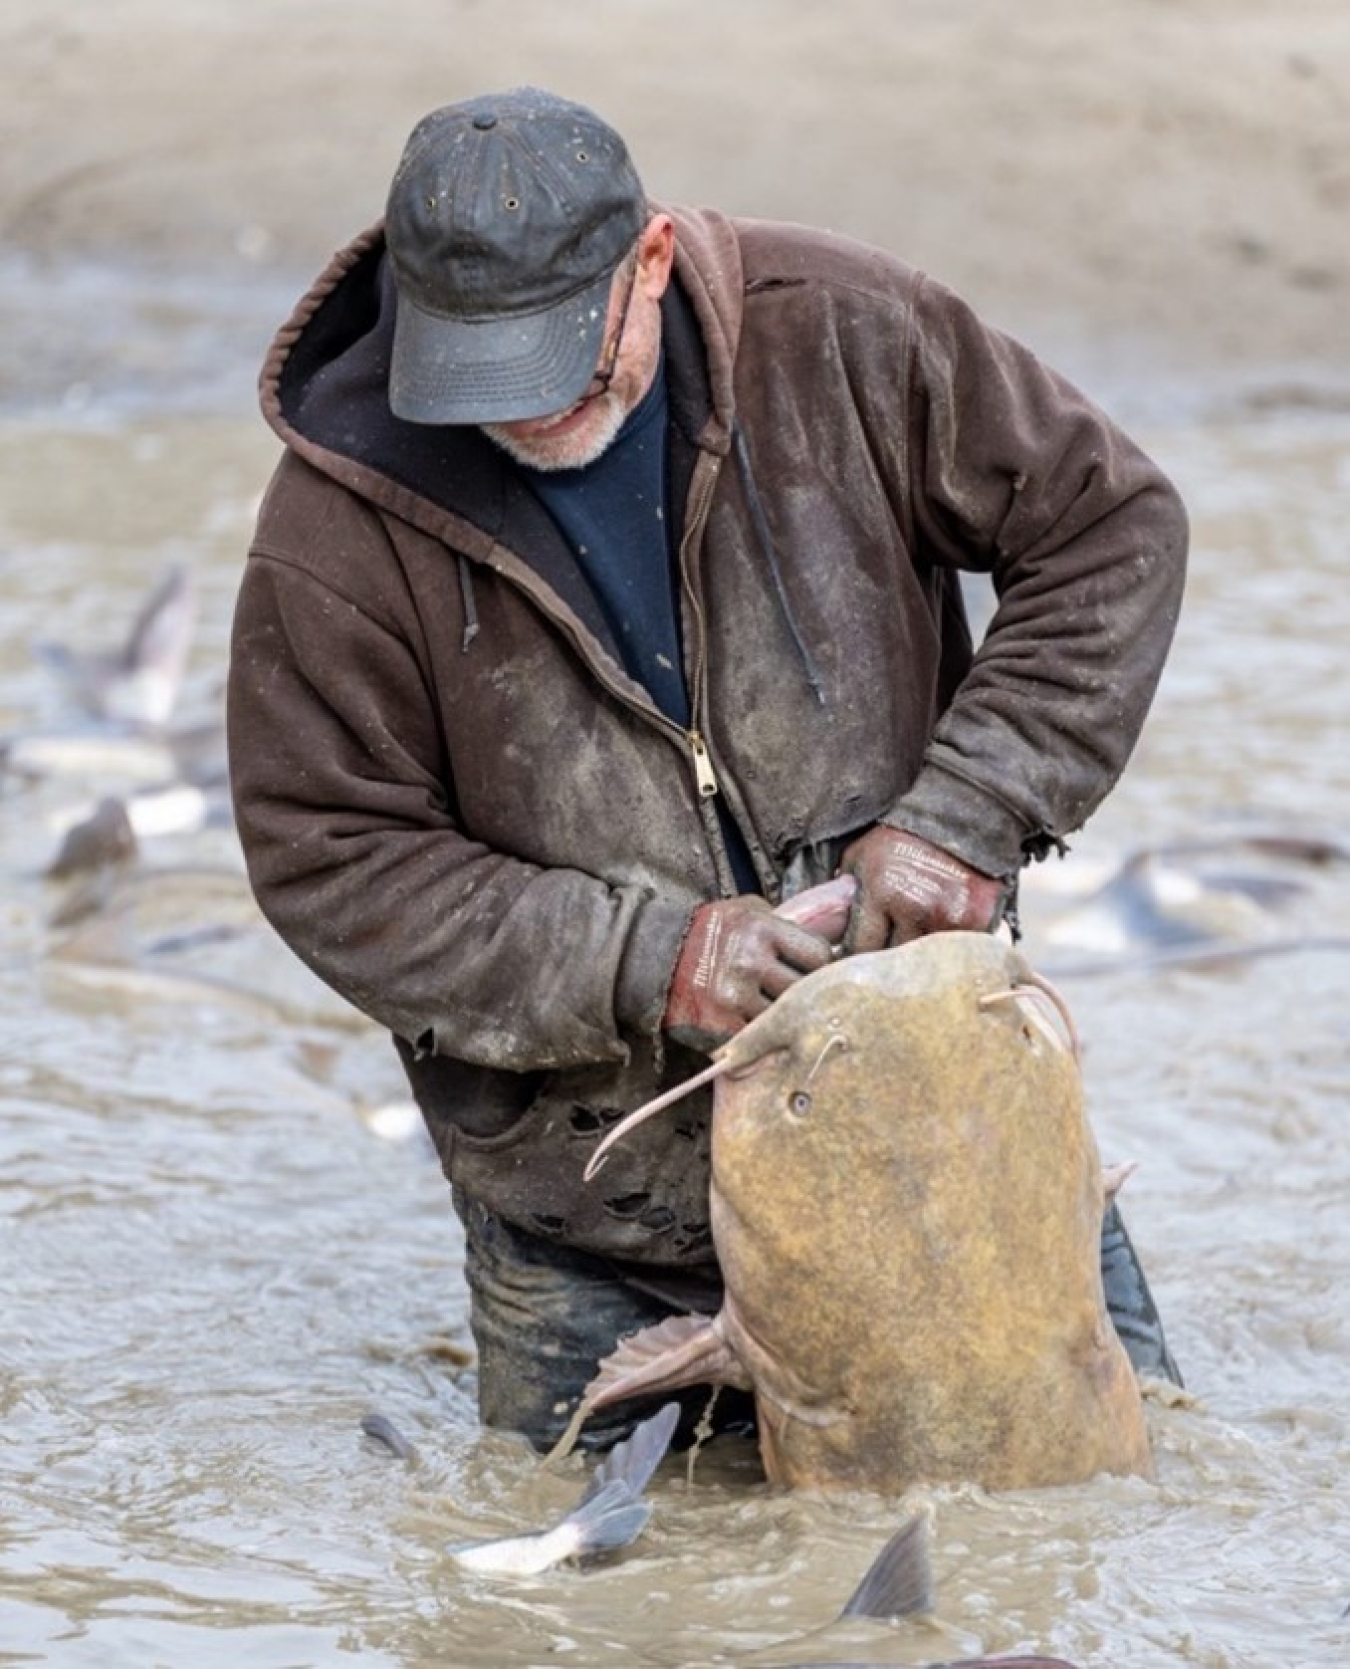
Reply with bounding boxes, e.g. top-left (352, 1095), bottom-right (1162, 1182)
top-left (839, 1512), bottom-right (935, 1619)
